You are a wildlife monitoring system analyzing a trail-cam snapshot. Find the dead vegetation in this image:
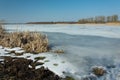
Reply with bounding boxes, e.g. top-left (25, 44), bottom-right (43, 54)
top-left (53, 49), bottom-right (64, 54)
top-left (0, 25), bottom-right (49, 53)
top-left (34, 56), bottom-right (46, 61)
top-left (91, 66), bottom-right (106, 77)
top-left (0, 56), bottom-right (61, 80)
top-left (0, 25), bottom-right (5, 38)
